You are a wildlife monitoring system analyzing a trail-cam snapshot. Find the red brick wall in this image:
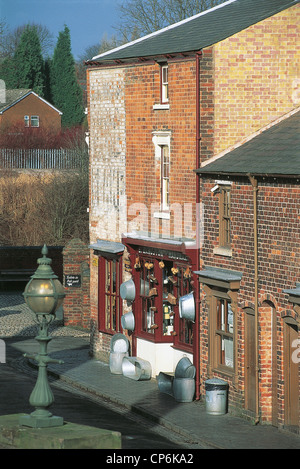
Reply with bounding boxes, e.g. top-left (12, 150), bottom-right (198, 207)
top-left (125, 59), bottom-right (197, 237)
top-left (200, 178), bottom-right (300, 425)
top-left (63, 238), bottom-right (90, 329)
